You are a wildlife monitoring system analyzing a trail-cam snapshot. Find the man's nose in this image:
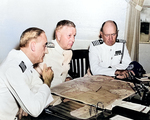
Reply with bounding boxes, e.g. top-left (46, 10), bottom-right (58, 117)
top-left (71, 36), bottom-right (75, 42)
top-left (45, 47), bottom-right (48, 54)
top-left (109, 34), bottom-right (113, 40)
